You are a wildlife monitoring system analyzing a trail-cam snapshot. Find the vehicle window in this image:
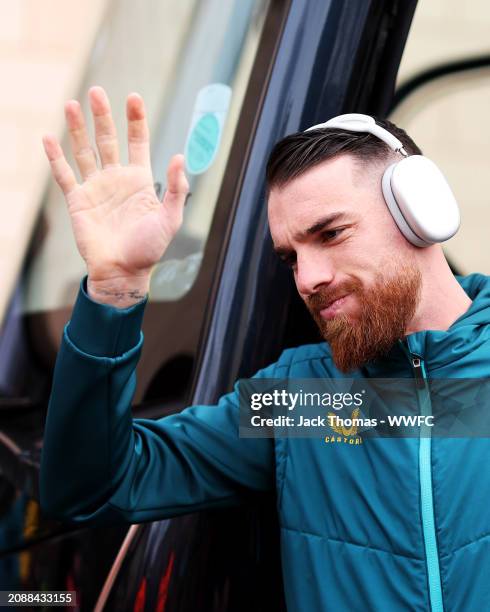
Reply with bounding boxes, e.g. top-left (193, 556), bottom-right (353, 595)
top-left (396, 0), bottom-right (490, 85)
top-left (391, 0), bottom-right (490, 275)
top-left (390, 71), bottom-right (490, 275)
top-left (23, 0), bottom-right (269, 313)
